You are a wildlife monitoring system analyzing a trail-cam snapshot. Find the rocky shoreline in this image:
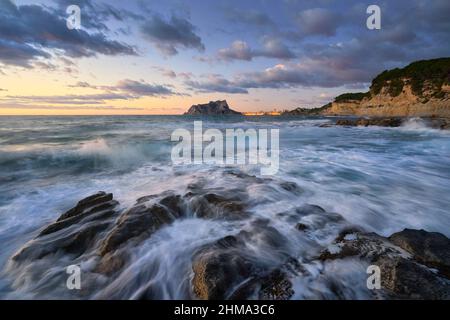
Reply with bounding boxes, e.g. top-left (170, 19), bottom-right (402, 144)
top-left (328, 116), bottom-right (450, 129)
top-left (7, 172), bottom-right (450, 300)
